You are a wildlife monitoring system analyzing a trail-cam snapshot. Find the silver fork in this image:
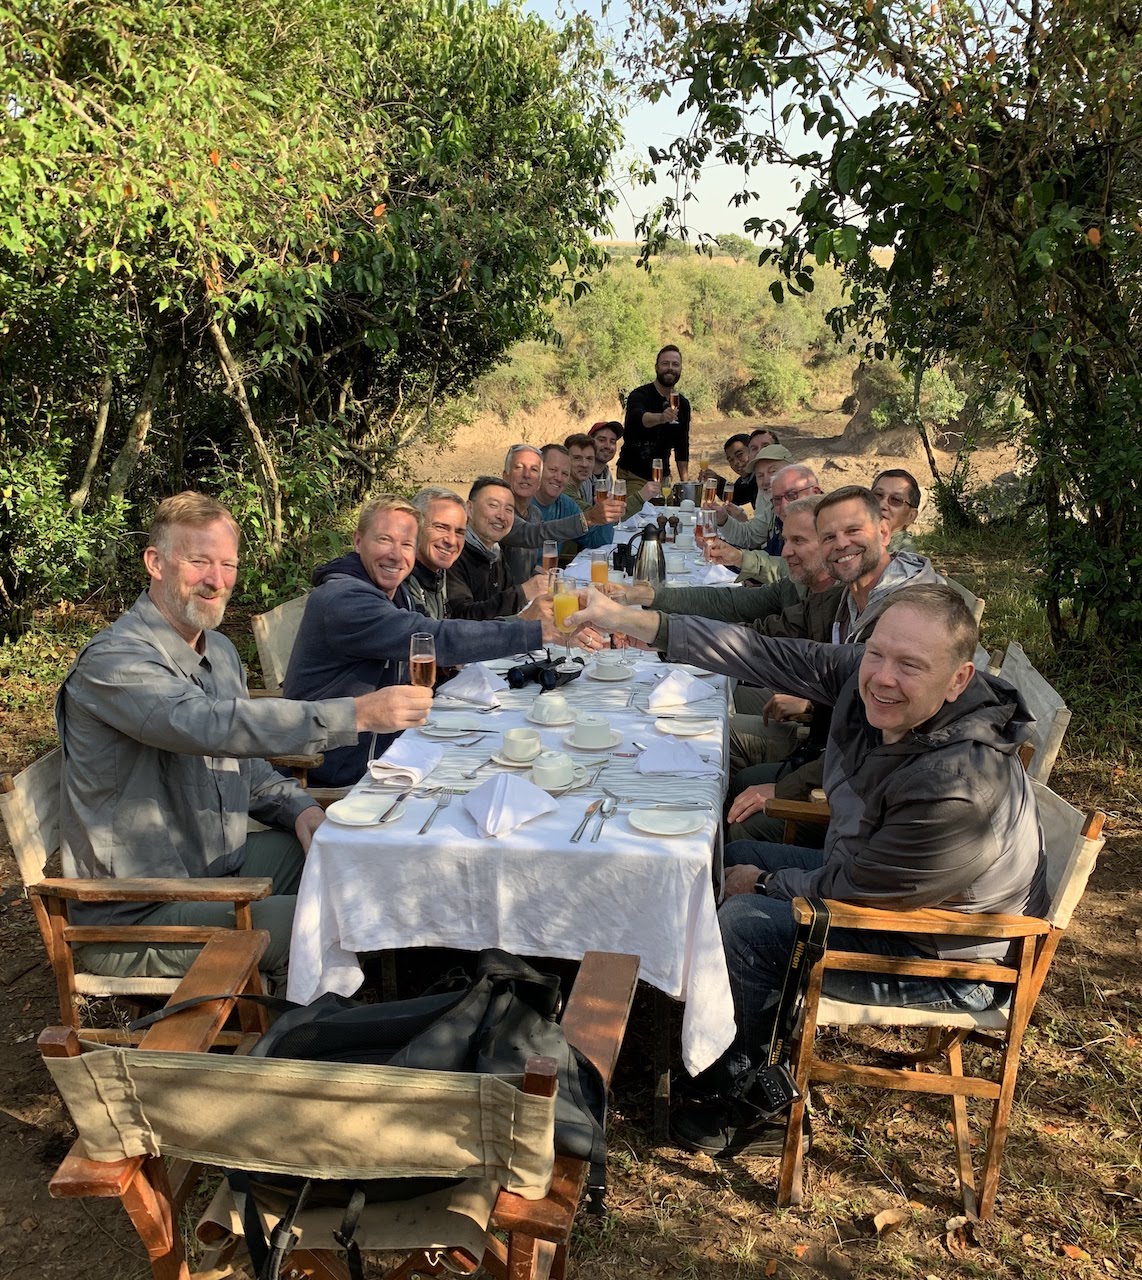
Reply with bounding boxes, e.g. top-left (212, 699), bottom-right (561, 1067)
top-left (418, 787), bottom-right (454, 834)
